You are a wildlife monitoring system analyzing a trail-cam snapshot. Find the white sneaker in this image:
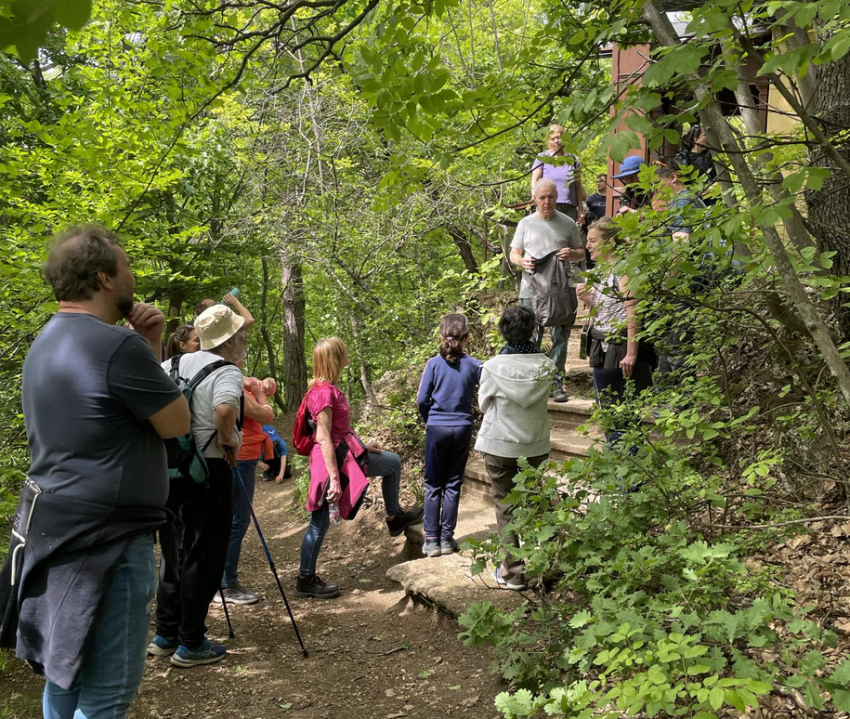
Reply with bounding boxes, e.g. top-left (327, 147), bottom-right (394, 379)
top-left (493, 567), bottom-right (527, 591)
